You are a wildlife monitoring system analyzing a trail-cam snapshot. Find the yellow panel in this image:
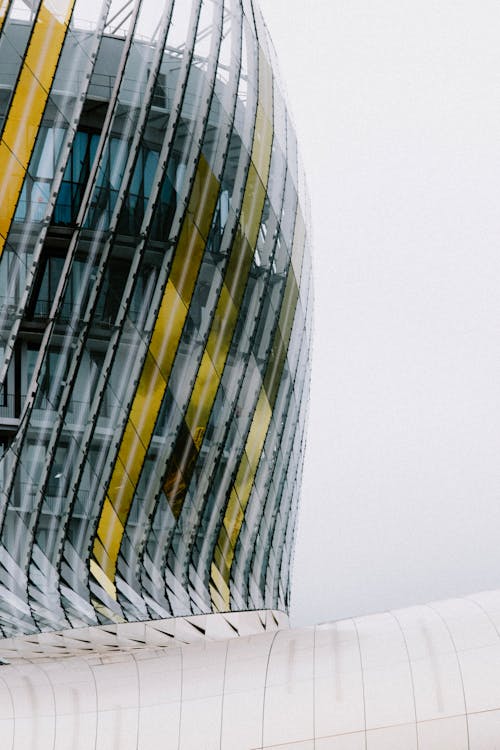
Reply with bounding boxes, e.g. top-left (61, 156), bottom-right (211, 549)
top-left (213, 389), bottom-right (272, 611)
top-left (93, 536), bottom-right (116, 577)
top-left (252, 50), bottom-right (273, 181)
top-left (90, 559), bottom-right (117, 600)
top-left (184, 350), bottom-right (218, 440)
top-left (201, 167), bottom-right (267, 387)
top-left (205, 232), bottom-right (249, 373)
top-left (210, 48), bottom-right (275, 612)
top-left (220, 231), bottom-right (247, 302)
top-left (149, 279), bottom-right (189, 372)
top-left (225, 512), bottom-right (244, 549)
top-left (219, 257), bottom-right (302, 574)
top-left (278, 273), bottom-right (299, 343)
top-left (258, 51), bottom-right (273, 118)
top-left (105, 456), bottom-right (136, 520)
top-left (187, 153), bottom-right (219, 240)
top-left (193, 425), bottom-right (204, 449)
top-left (95, 498), bottom-right (125, 565)
top-left (90, 595), bottom-right (126, 624)
top-left (0, 0), bottom-right (75, 255)
top-left (290, 209), bottom-right (306, 281)
top-left (213, 544), bottom-right (230, 583)
top-left (175, 94), bottom-right (274, 524)
top-left (92, 500), bottom-right (125, 602)
top-left (223, 488), bottom-right (244, 537)
top-left (91, 156), bottom-right (220, 595)
top-left (212, 534), bottom-right (229, 572)
top-left (239, 164), bottom-right (266, 248)
top-left (244, 389), bottom-right (271, 464)
top-left (168, 218), bottom-right (206, 306)
top-left (209, 581), bottom-right (228, 613)
top-left (251, 105), bottom-right (273, 186)
top-left (210, 563), bottom-right (230, 609)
